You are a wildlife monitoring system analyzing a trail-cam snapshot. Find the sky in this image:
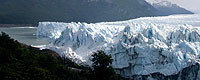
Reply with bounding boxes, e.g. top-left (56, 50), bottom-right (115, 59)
top-left (146, 0), bottom-right (200, 13)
